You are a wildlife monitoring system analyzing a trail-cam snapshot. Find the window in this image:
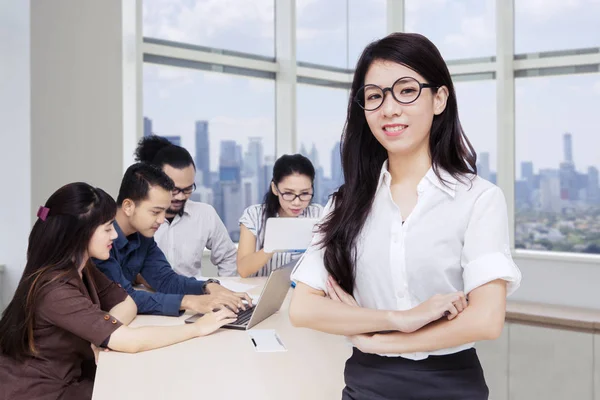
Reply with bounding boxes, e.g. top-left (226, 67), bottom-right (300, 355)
top-left (297, 0), bottom-right (385, 69)
top-left (348, 0), bottom-right (387, 68)
top-left (454, 79), bottom-right (497, 183)
top-left (405, 0), bottom-right (495, 61)
top-left (143, 0), bottom-right (275, 57)
top-left (515, 0), bottom-right (600, 55)
top-left (296, 84), bottom-right (348, 205)
top-left (143, 64), bottom-right (276, 241)
top-left (296, 0), bottom-right (347, 68)
top-left (515, 74), bottom-right (600, 254)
